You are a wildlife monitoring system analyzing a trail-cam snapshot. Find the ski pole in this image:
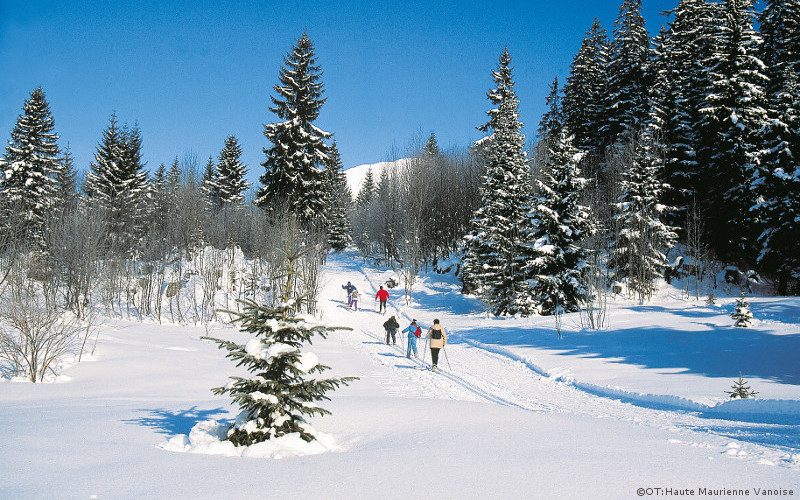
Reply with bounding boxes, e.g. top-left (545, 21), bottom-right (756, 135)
top-left (442, 344), bottom-right (452, 370)
top-left (422, 338), bottom-right (428, 364)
